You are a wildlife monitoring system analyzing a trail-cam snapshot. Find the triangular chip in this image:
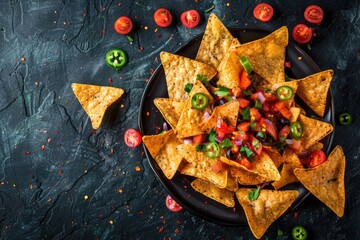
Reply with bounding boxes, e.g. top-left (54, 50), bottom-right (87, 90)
top-left (71, 83), bottom-right (124, 129)
top-left (298, 114), bottom-right (333, 149)
top-left (230, 167), bottom-right (268, 186)
top-left (202, 101), bottom-right (239, 133)
top-left (142, 130), bottom-right (174, 158)
top-left (176, 144), bottom-right (228, 188)
top-left (154, 98), bottom-right (185, 130)
top-left (160, 52), bottom-right (217, 100)
top-left (225, 169), bottom-right (238, 192)
top-left (175, 81), bottom-right (214, 138)
top-left (233, 26), bottom-right (288, 84)
top-left (294, 145), bottom-right (345, 217)
top-left (307, 142), bottom-right (324, 152)
top-left (294, 70), bottom-right (333, 117)
top-left (289, 107), bottom-right (301, 122)
top-left (195, 13), bottom-right (235, 68)
top-left (216, 49), bottom-right (244, 89)
top-left (191, 179), bottom-right (235, 207)
top-left (236, 188), bottom-right (299, 239)
top-left (272, 148), bottom-right (303, 190)
top-left (154, 131), bottom-right (183, 179)
top-left (262, 146), bottom-right (283, 169)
